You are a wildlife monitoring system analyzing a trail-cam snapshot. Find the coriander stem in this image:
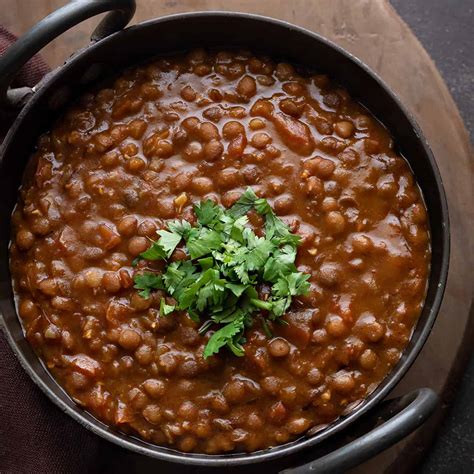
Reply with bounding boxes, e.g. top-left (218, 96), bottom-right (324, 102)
top-left (250, 298), bottom-right (273, 311)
